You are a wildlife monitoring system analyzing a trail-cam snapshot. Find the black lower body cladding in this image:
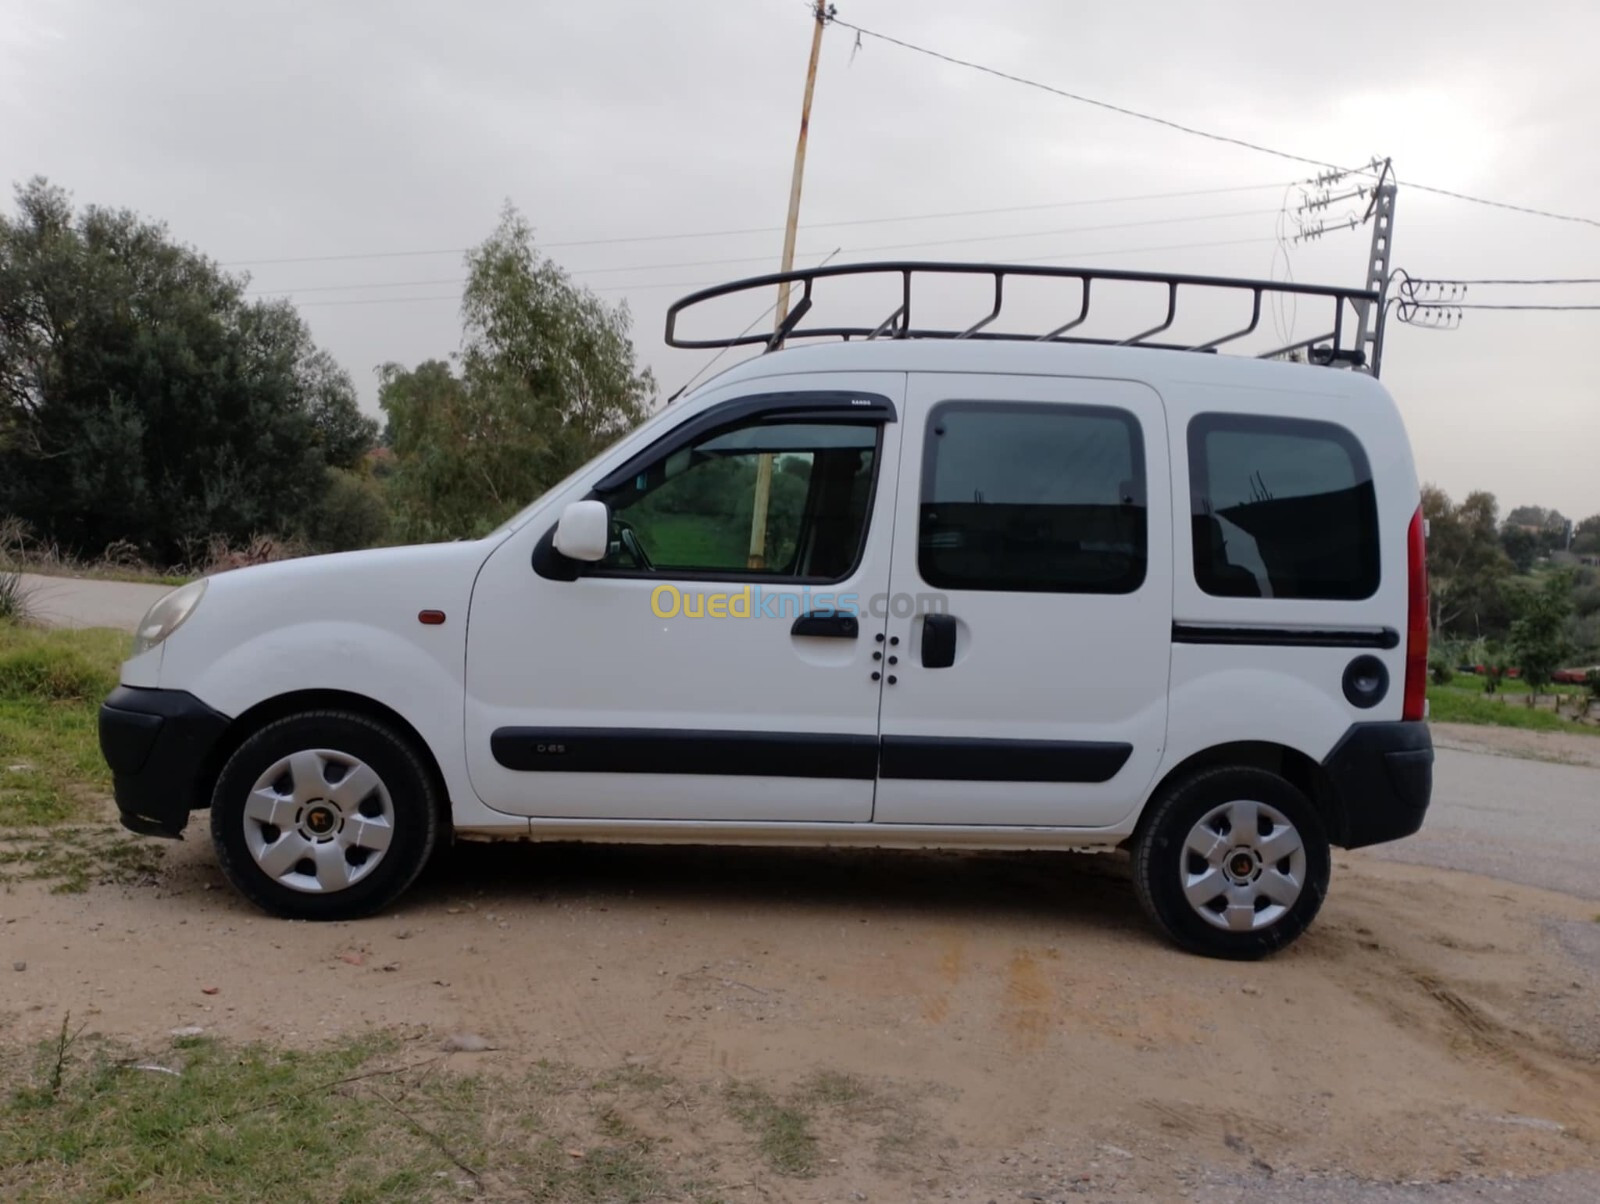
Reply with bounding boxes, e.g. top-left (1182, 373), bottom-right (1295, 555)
top-left (1321, 721), bottom-right (1434, 849)
top-left (99, 685), bottom-right (231, 838)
